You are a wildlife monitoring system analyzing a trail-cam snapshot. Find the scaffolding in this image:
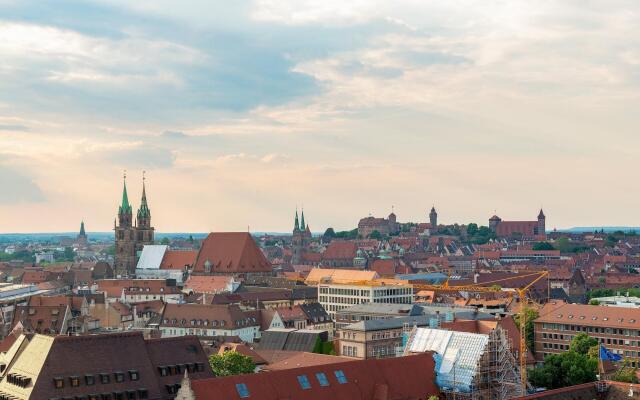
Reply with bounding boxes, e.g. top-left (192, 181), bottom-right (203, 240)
top-left (405, 327), bottom-right (524, 400)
